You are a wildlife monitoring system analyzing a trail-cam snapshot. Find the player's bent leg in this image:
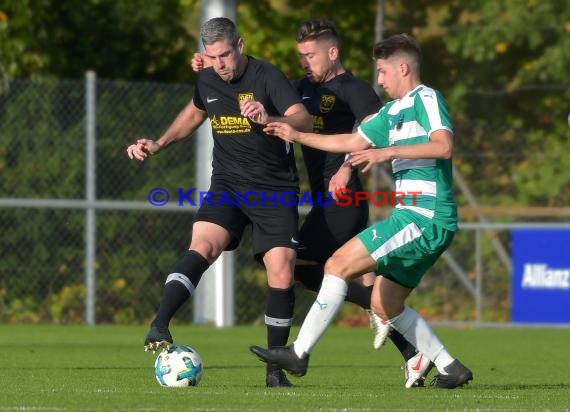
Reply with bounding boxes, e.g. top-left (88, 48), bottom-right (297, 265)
top-left (144, 250), bottom-right (210, 353)
top-left (189, 221), bottom-right (235, 262)
top-left (292, 240), bottom-right (375, 363)
top-left (250, 239), bottom-right (375, 378)
top-left (323, 237), bottom-right (377, 283)
top-left (144, 221), bottom-right (230, 353)
top-left (387, 305), bottom-right (473, 389)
